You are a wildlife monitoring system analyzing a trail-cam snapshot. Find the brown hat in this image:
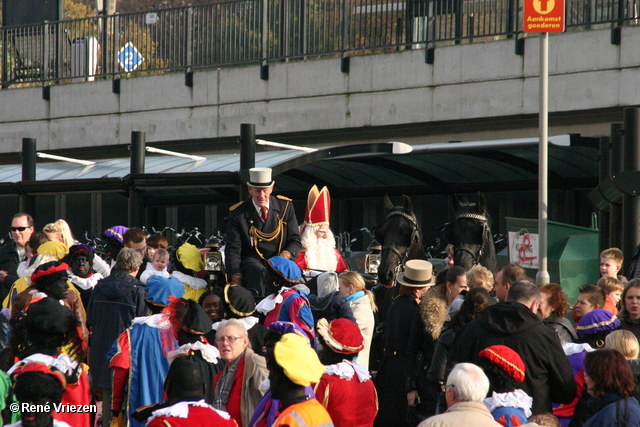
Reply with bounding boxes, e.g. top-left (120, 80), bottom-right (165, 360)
top-left (396, 259), bottom-right (434, 287)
